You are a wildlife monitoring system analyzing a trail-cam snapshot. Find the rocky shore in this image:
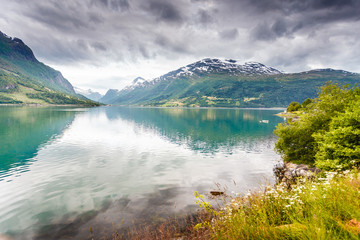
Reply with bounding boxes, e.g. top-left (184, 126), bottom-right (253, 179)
top-left (274, 162), bottom-right (322, 187)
